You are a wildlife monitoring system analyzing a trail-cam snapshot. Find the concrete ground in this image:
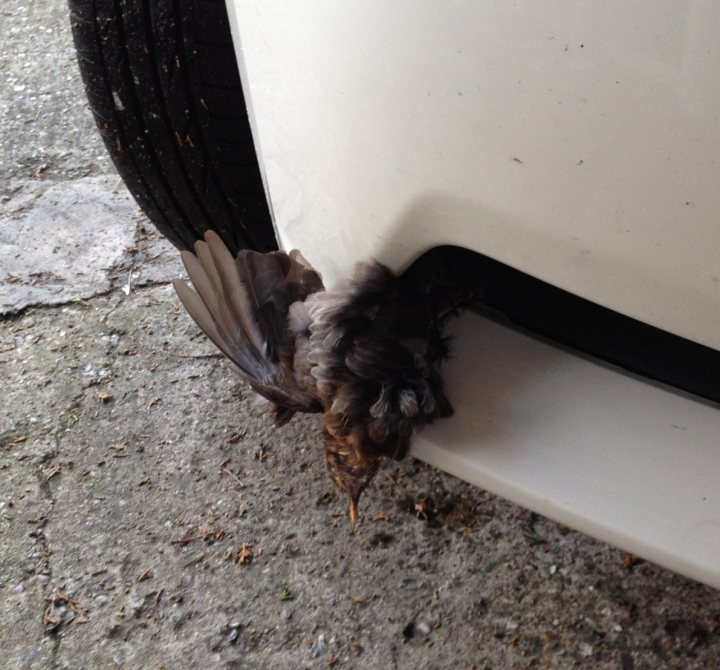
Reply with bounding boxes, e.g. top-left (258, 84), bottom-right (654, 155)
top-left (1, 2), bottom-right (719, 668)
